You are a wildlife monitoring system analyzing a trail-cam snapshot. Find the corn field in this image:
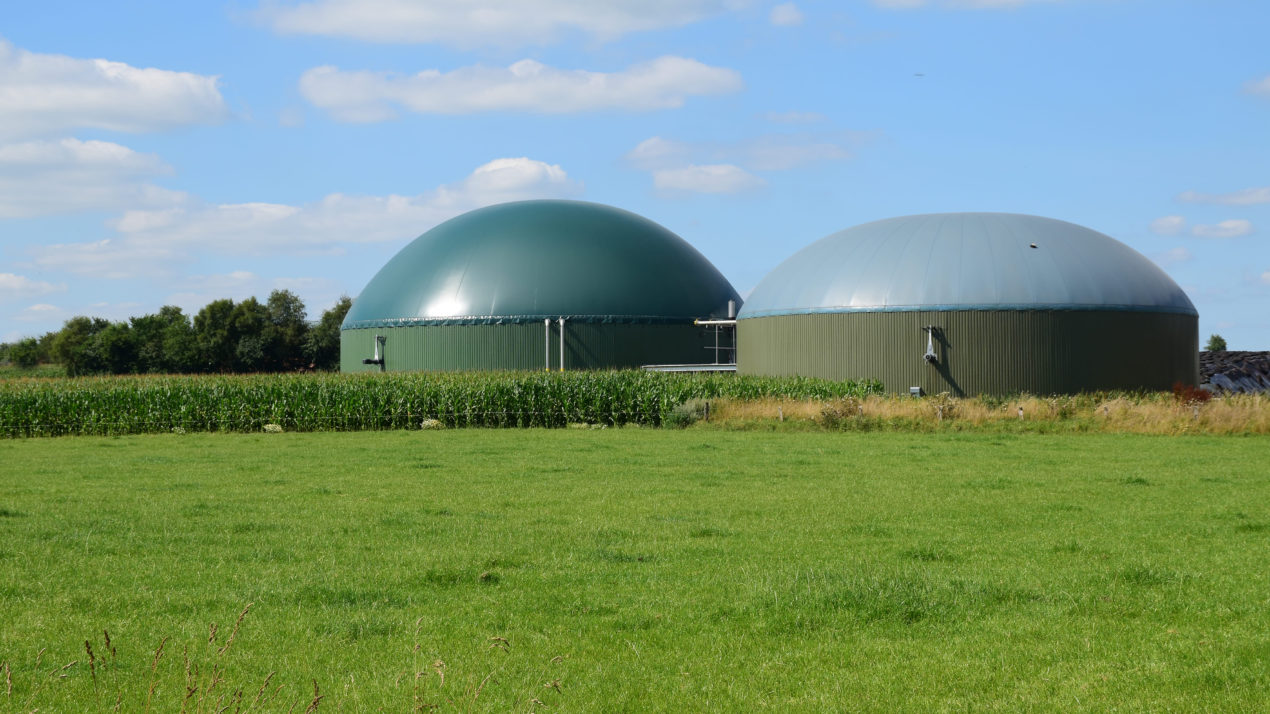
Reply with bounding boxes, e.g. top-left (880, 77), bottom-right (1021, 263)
top-left (0, 371), bottom-right (881, 437)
